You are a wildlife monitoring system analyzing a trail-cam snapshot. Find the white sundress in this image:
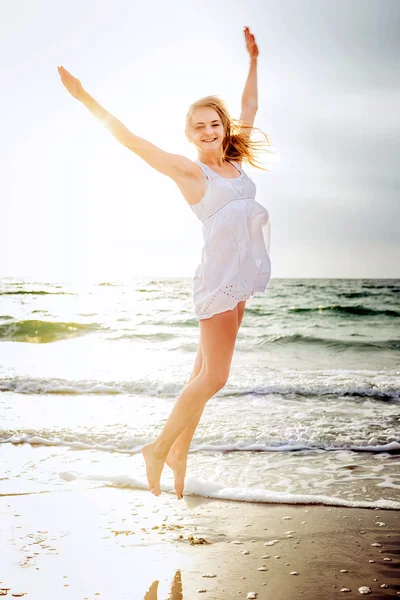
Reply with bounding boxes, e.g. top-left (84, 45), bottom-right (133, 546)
top-left (190, 158), bottom-right (272, 320)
